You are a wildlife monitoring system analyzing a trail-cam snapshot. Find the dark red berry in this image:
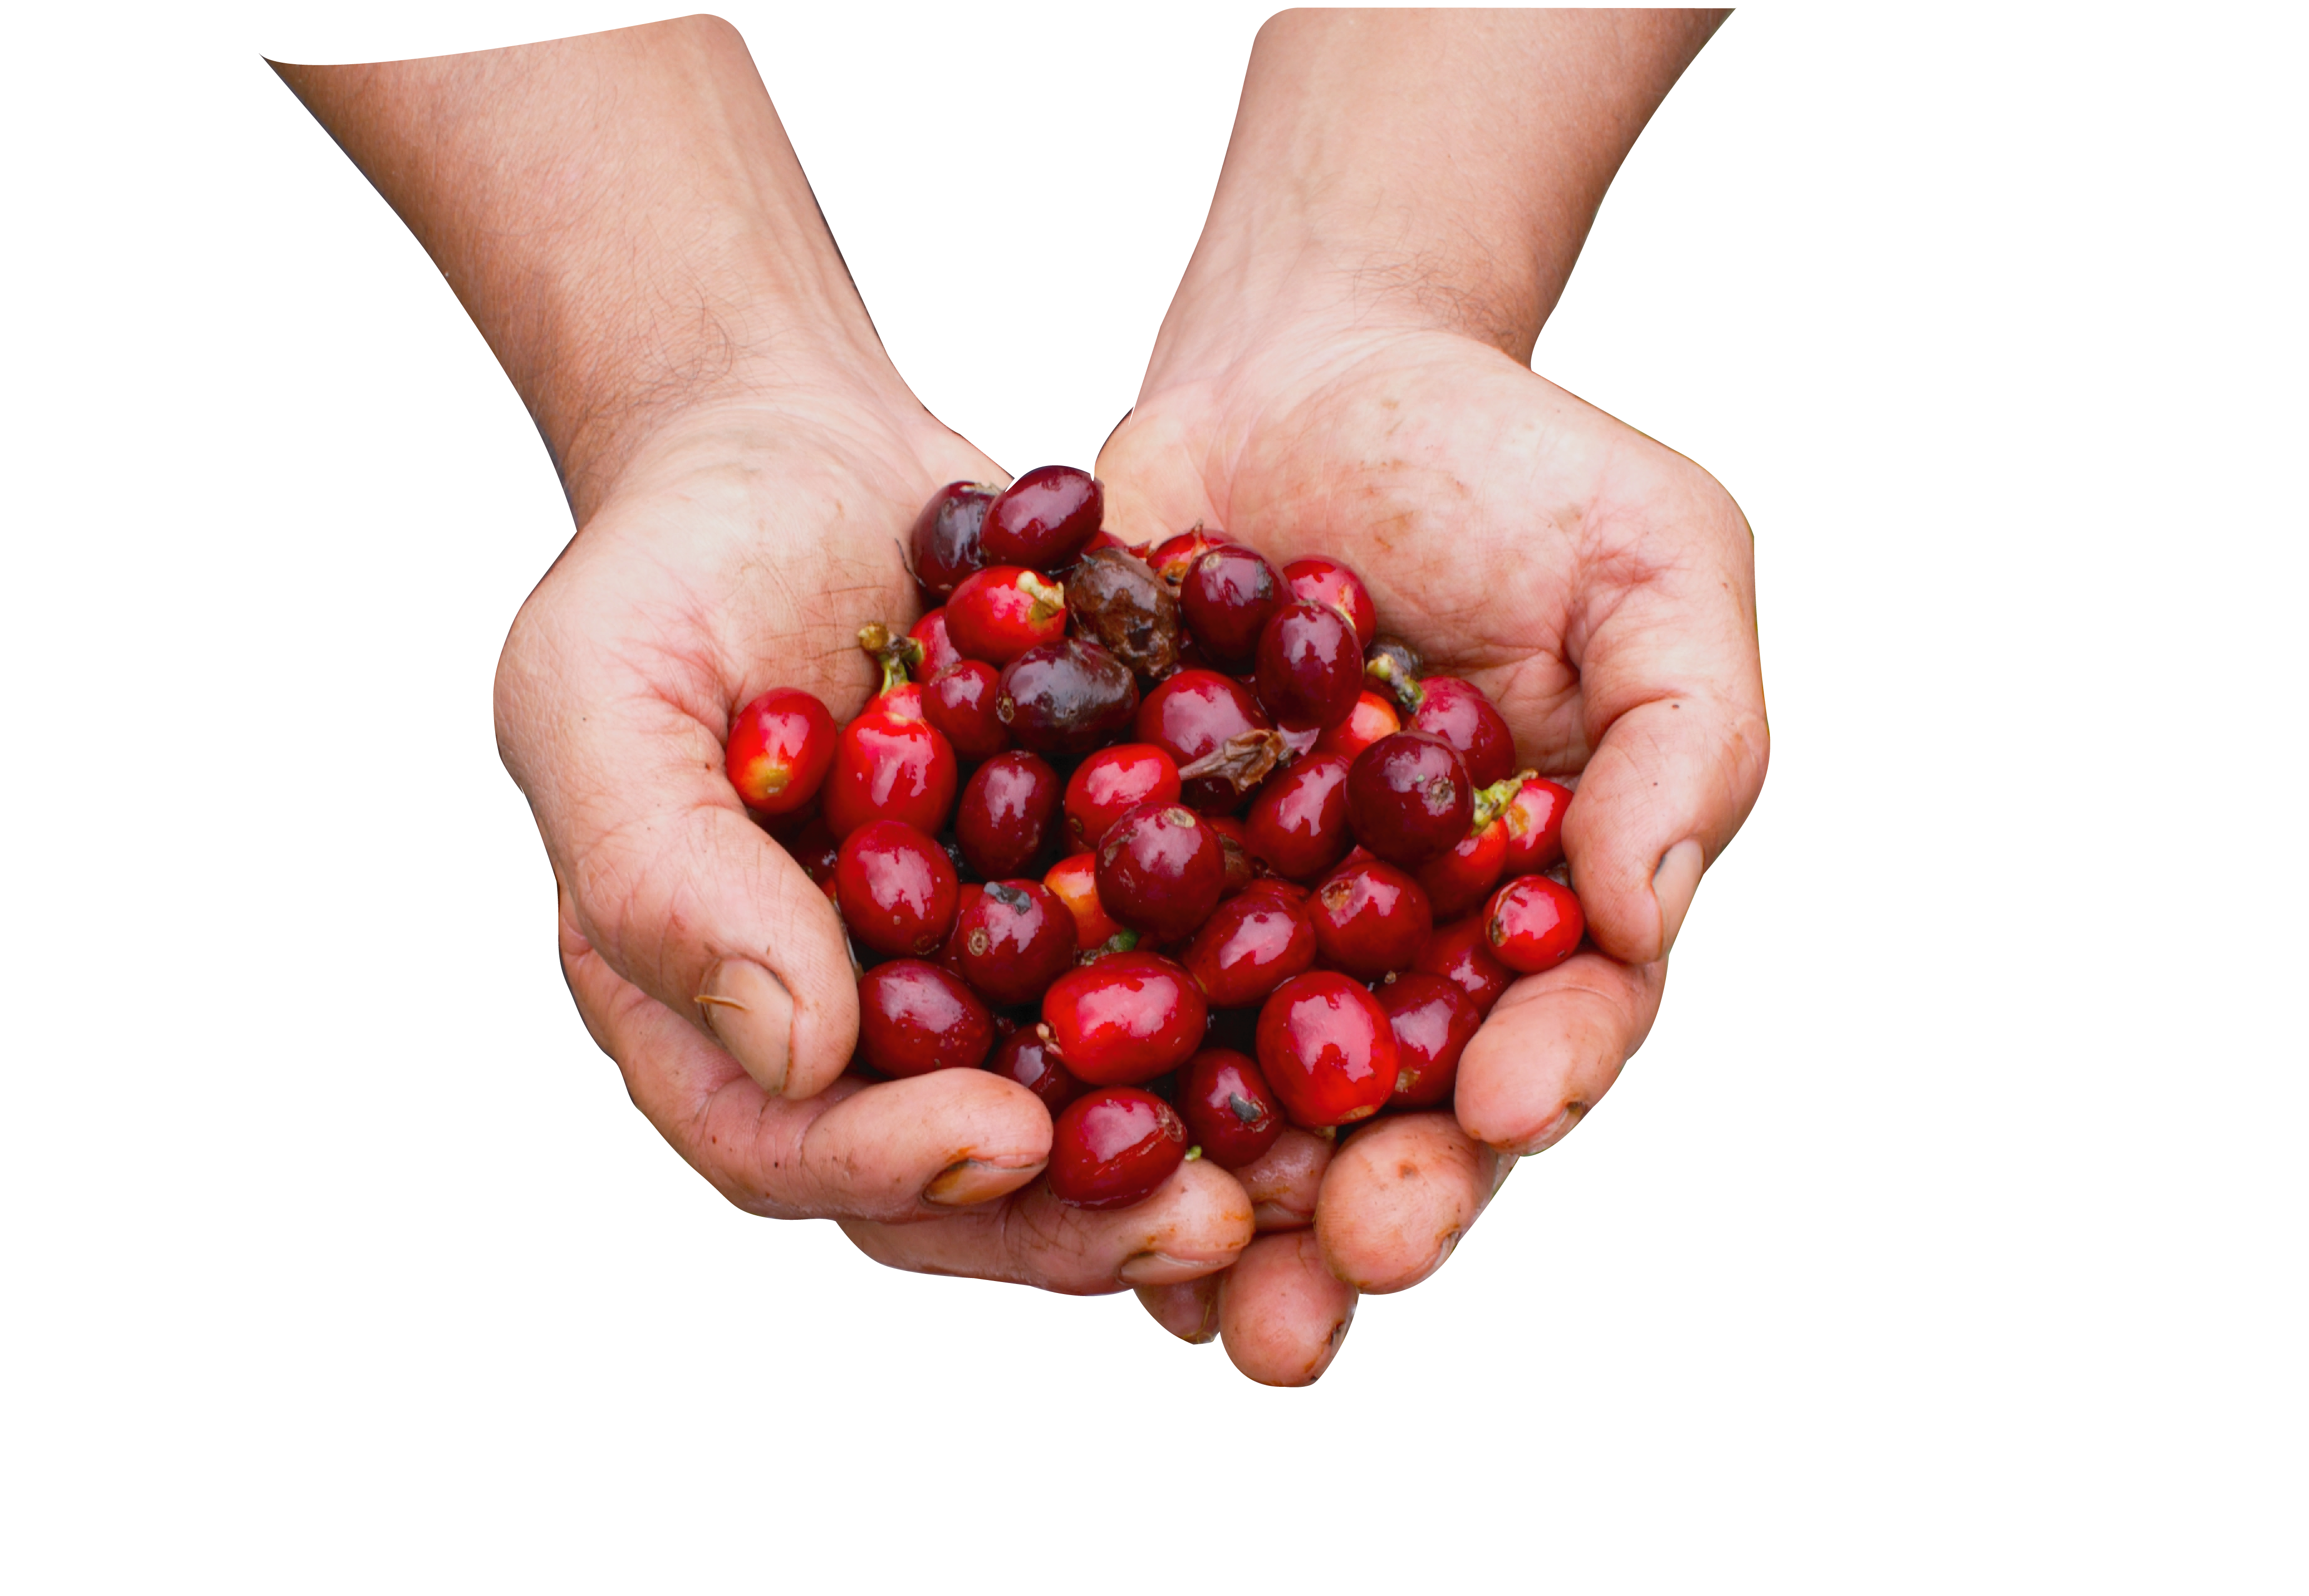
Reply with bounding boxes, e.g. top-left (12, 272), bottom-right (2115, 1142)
top-left (996, 639), bottom-right (1140, 757)
top-left (1095, 802), bottom-right (1225, 942)
top-left (946, 566), bottom-right (1068, 665)
top-left (1345, 732), bottom-right (1472, 867)
top-left (1177, 1048), bottom-right (1284, 1169)
top-left (1499, 775), bottom-right (1572, 873)
top-left (1065, 547), bottom-right (1181, 680)
top-left (1484, 874), bottom-right (1586, 974)
top-left (1282, 556), bottom-right (1376, 649)
top-left (1313, 689), bottom-right (1400, 760)
top-left (954, 751), bottom-right (1061, 880)
top-left (824, 694), bottom-right (959, 839)
top-left (1049, 1085), bottom-right (1187, 1209)
top-left (907, 481), bottom-right (998, 600)
top-left (1206, 814), bottom-right (1256, 896)
top-left (1180, 885), bottom-right (1317, 1008)
top-left (1147, 527), bottom-right (1233, 585)
top-left (857, 959), bottom-right (995, 1077)
top-left (725, 687), bottom-right (838, 815)
top-left (835, 820), bottom-right (960, 957)
top-left (982, 465), bottom-right (1104, 571)
top-left (1134, 668), bottom-right (1284, 814)
top-left (1040, 951), bottom-right (1208, 1086)
top-left (984, 1025), bottom-right (1085, 1112)
top-left (1243, 751), bottom-right (1353, 881)
top-left (1064, 743), bottom-right (1181, 850)
top-left (1308, 857), bottom-right (1433, 978)
top-left (786, 816), bottom-right (841, 900)
top-left (1043, 852), bottom-right (1127, 950)
top-left (1180, 545), bottom-right (1285, 669)
top-left (1413, 916), bottom-right (1515, 1014)
top-left (921, 660), bottom-right (1008, 759)
top-left (1255, 972), bottom-right (1399, 1128)
top-left (1417, 815), bottom-right (1509, 921)
top-left (1254, 599), bottom-right (1363, 732)
top-left (937, 882), bottom-right (984, 975)
top-left (1374, 973), bottom-right (1480, 1109)
top-left (952, 878), bottom-right (1079, 1005)
top-left (1408, 676), bottom-right (1516, 787)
